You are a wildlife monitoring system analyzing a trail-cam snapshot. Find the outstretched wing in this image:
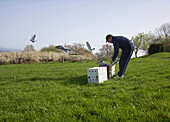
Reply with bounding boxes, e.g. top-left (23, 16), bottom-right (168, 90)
top-left (86, 41), bottom-right (92, 51)
top-left (32, 35), bottom-right (36, 40)
top-left (56, 45), bottom-right (64, 50)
